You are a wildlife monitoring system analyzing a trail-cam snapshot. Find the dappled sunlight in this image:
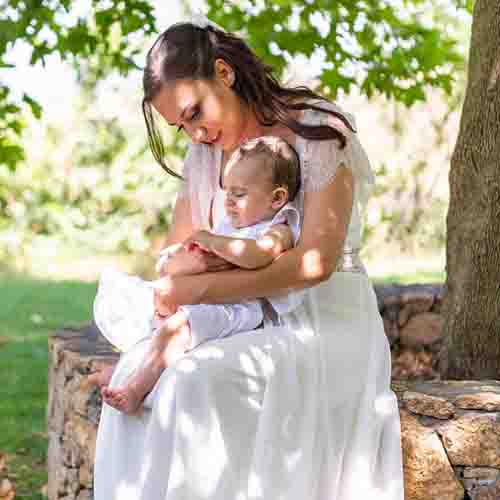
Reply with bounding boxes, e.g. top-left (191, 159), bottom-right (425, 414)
top-left (116, 481), bottom-right (140, 500)
top-left (246, 394), bottom-right (262, 411)
top-left (285, 449), bottom-right (303, 470)
top-left (248, 472), bottom-right (263, 498)
top-left (246, 377), bottom-right (260, 393)
top-left (228, 238), bottom-right (246, 255)
top-left (256, 235), bottom-right (277, 251)
top-left (191, 345), bottom-right (225, 360)
top-left (178, 411), bottom-right (196, 436)
top-left (223, 235), bottom-right (278, 256)
top-left (239, 352), bottom-right (259, 377)
top-left (280, 414), bottom-right (295, 440)
top-left (168, 455), bottom-right (186, 491)
top-left (165, 409), bottom-right (229, 498)
top-left (188, 417), bottom-right (228, 497)
top-left (301, 248), bottom-right (327, 280)
top-left (176, 358), bottom-right (198, 373)
top-left (247, 345), bottom-right (277, 376)
top-left (139, 452), bottom-right (152, 484)
top-left (374, 391), bottom-right (398, 417)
